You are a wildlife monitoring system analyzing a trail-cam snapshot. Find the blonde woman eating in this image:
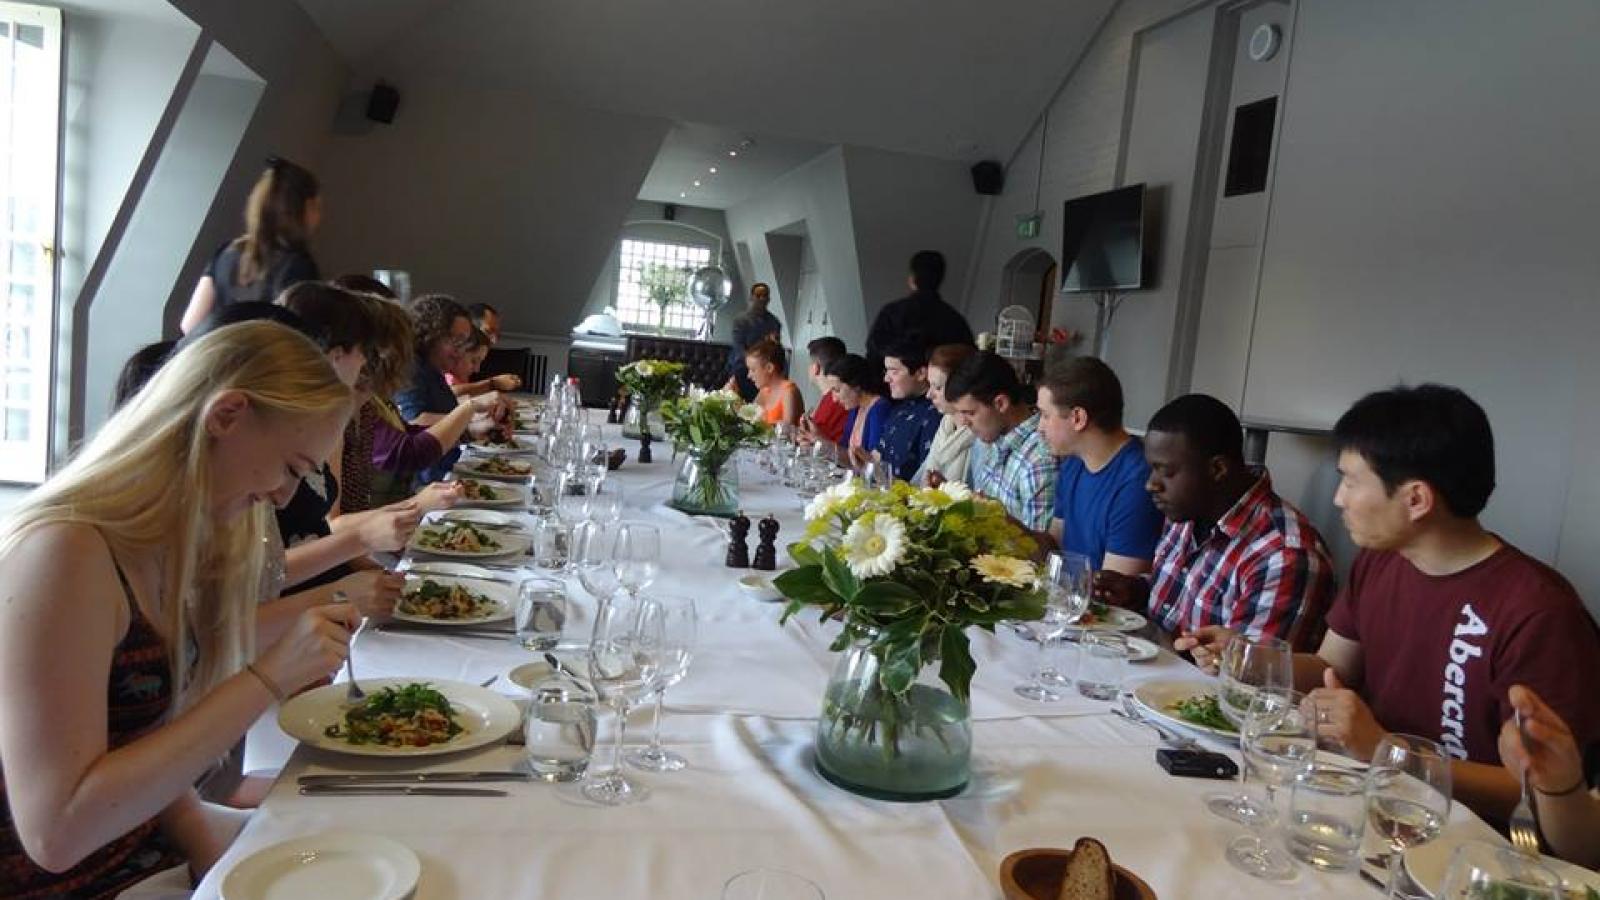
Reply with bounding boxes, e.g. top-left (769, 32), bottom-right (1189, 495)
top-left (0, 321), bottom-right (358, 896)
